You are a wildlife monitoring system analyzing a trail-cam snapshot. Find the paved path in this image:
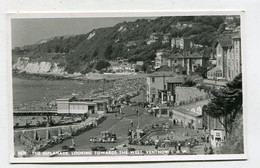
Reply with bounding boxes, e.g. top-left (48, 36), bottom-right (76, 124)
top-left (45, 105), bottom-right (209, 154)
top-left (47, 115), bottom-right (118, 151)
top-left (46, 106), bottom-right (168, 152)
